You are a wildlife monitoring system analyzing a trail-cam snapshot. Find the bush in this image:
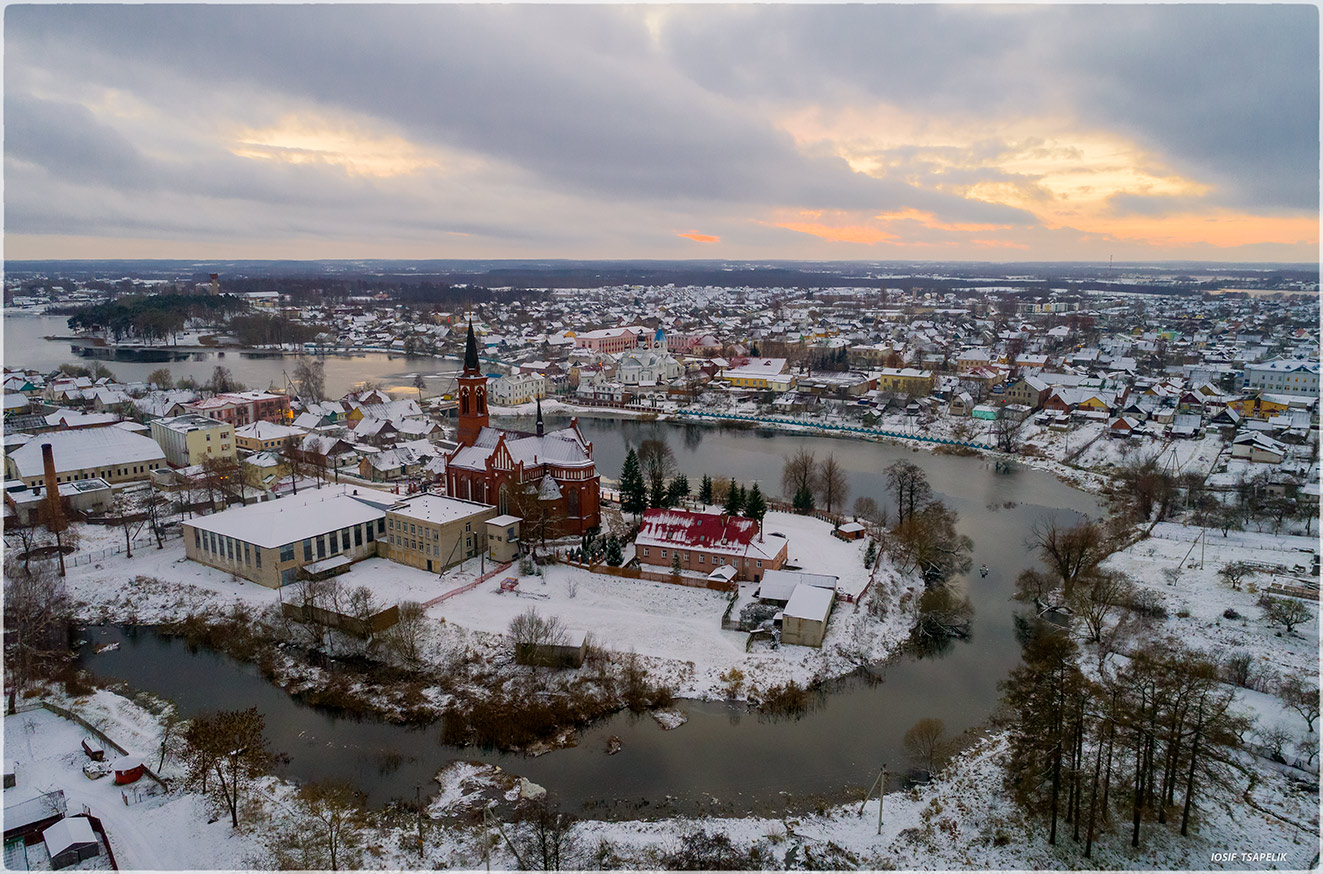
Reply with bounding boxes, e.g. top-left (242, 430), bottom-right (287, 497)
top-left (757, 681), bottom-right (812, 717)
top-left (1125, 589), bottom-right (1168, 620)
top-left (661, 829), bottom-right (771, 870)
top-left (738, 602), bottom-right (778, 631)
